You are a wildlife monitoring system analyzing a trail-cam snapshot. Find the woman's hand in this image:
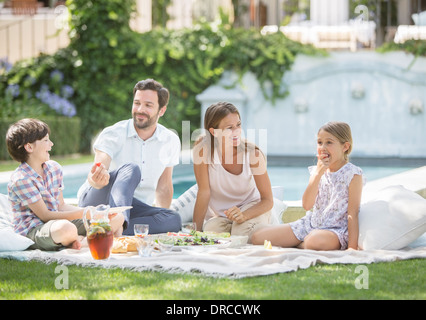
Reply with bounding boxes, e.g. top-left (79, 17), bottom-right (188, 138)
top-left (225, 206), bottom-right (247, 224)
